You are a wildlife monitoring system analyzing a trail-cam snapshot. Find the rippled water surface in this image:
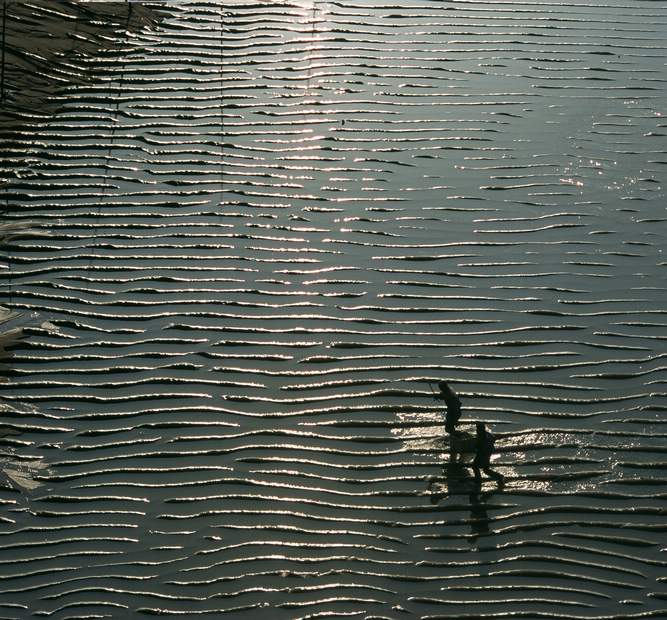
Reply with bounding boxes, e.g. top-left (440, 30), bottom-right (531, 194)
top-left (1, 1), bottom-right (666, 618)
